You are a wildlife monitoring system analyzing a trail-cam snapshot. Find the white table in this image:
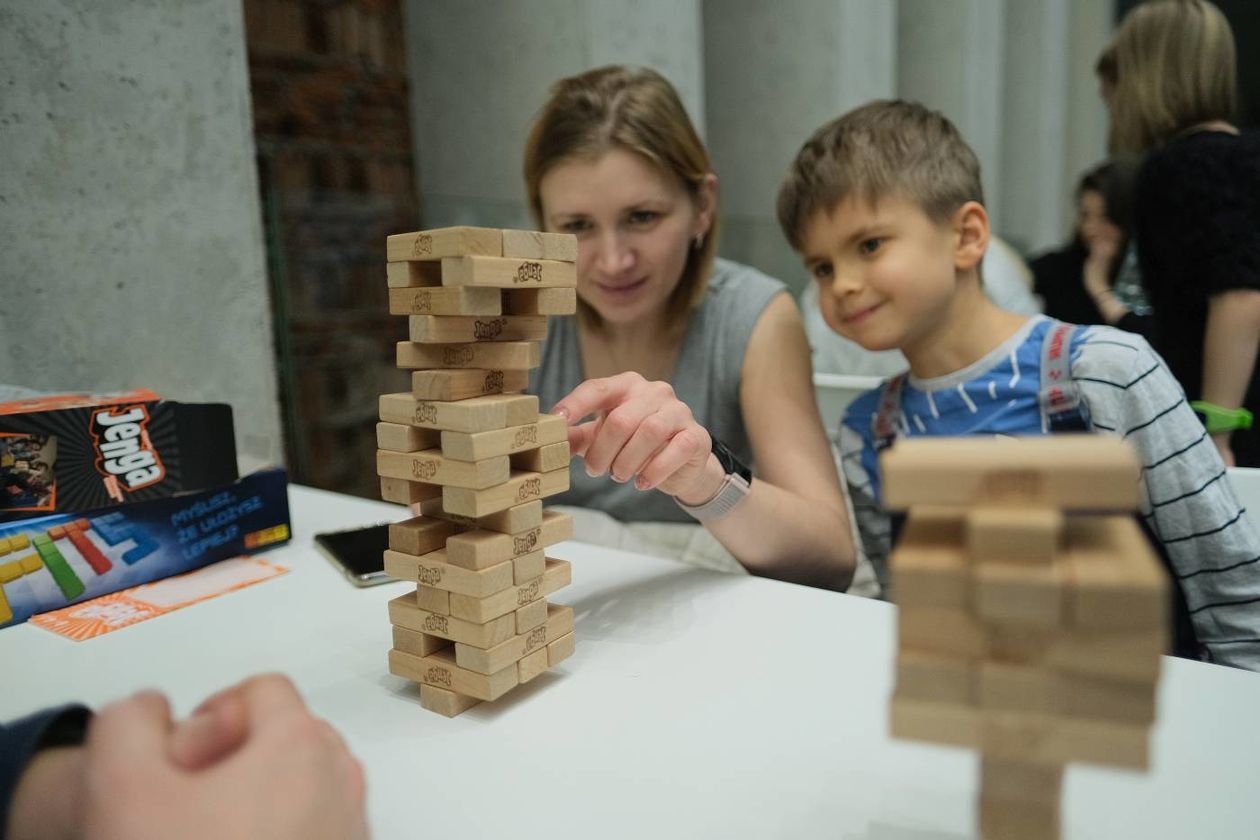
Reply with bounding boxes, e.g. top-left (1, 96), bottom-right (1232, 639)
top-left (2, 485), bottom-right (1259, 839)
